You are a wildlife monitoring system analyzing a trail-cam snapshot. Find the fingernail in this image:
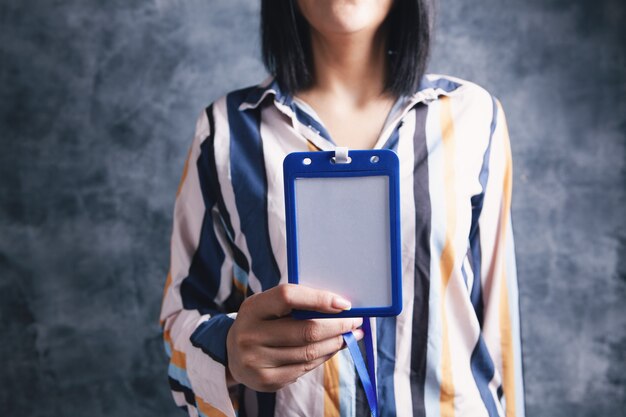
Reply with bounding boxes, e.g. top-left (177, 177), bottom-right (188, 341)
top-left (353, 317), bottom-right (363, 328)
top-left (332, 296), bottom-right (351, 310)
top-left (353, 329), bottom-right (365, 340)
